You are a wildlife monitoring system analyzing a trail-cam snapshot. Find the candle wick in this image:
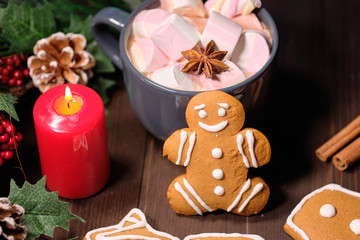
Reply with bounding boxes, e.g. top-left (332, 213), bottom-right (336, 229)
top-left (67, 100), bottom-right (70, 109)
